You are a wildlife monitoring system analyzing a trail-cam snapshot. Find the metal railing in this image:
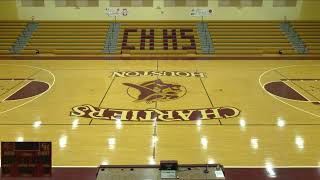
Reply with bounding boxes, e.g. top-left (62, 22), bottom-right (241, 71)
top-left (10, 22), bottom-right (38, 54)
top-left (280, 22), bottom-right (308, 54)
top-left (104, 23), bottom-right (120, 54)
top-left (196, 23), bottom-right (214, 54)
